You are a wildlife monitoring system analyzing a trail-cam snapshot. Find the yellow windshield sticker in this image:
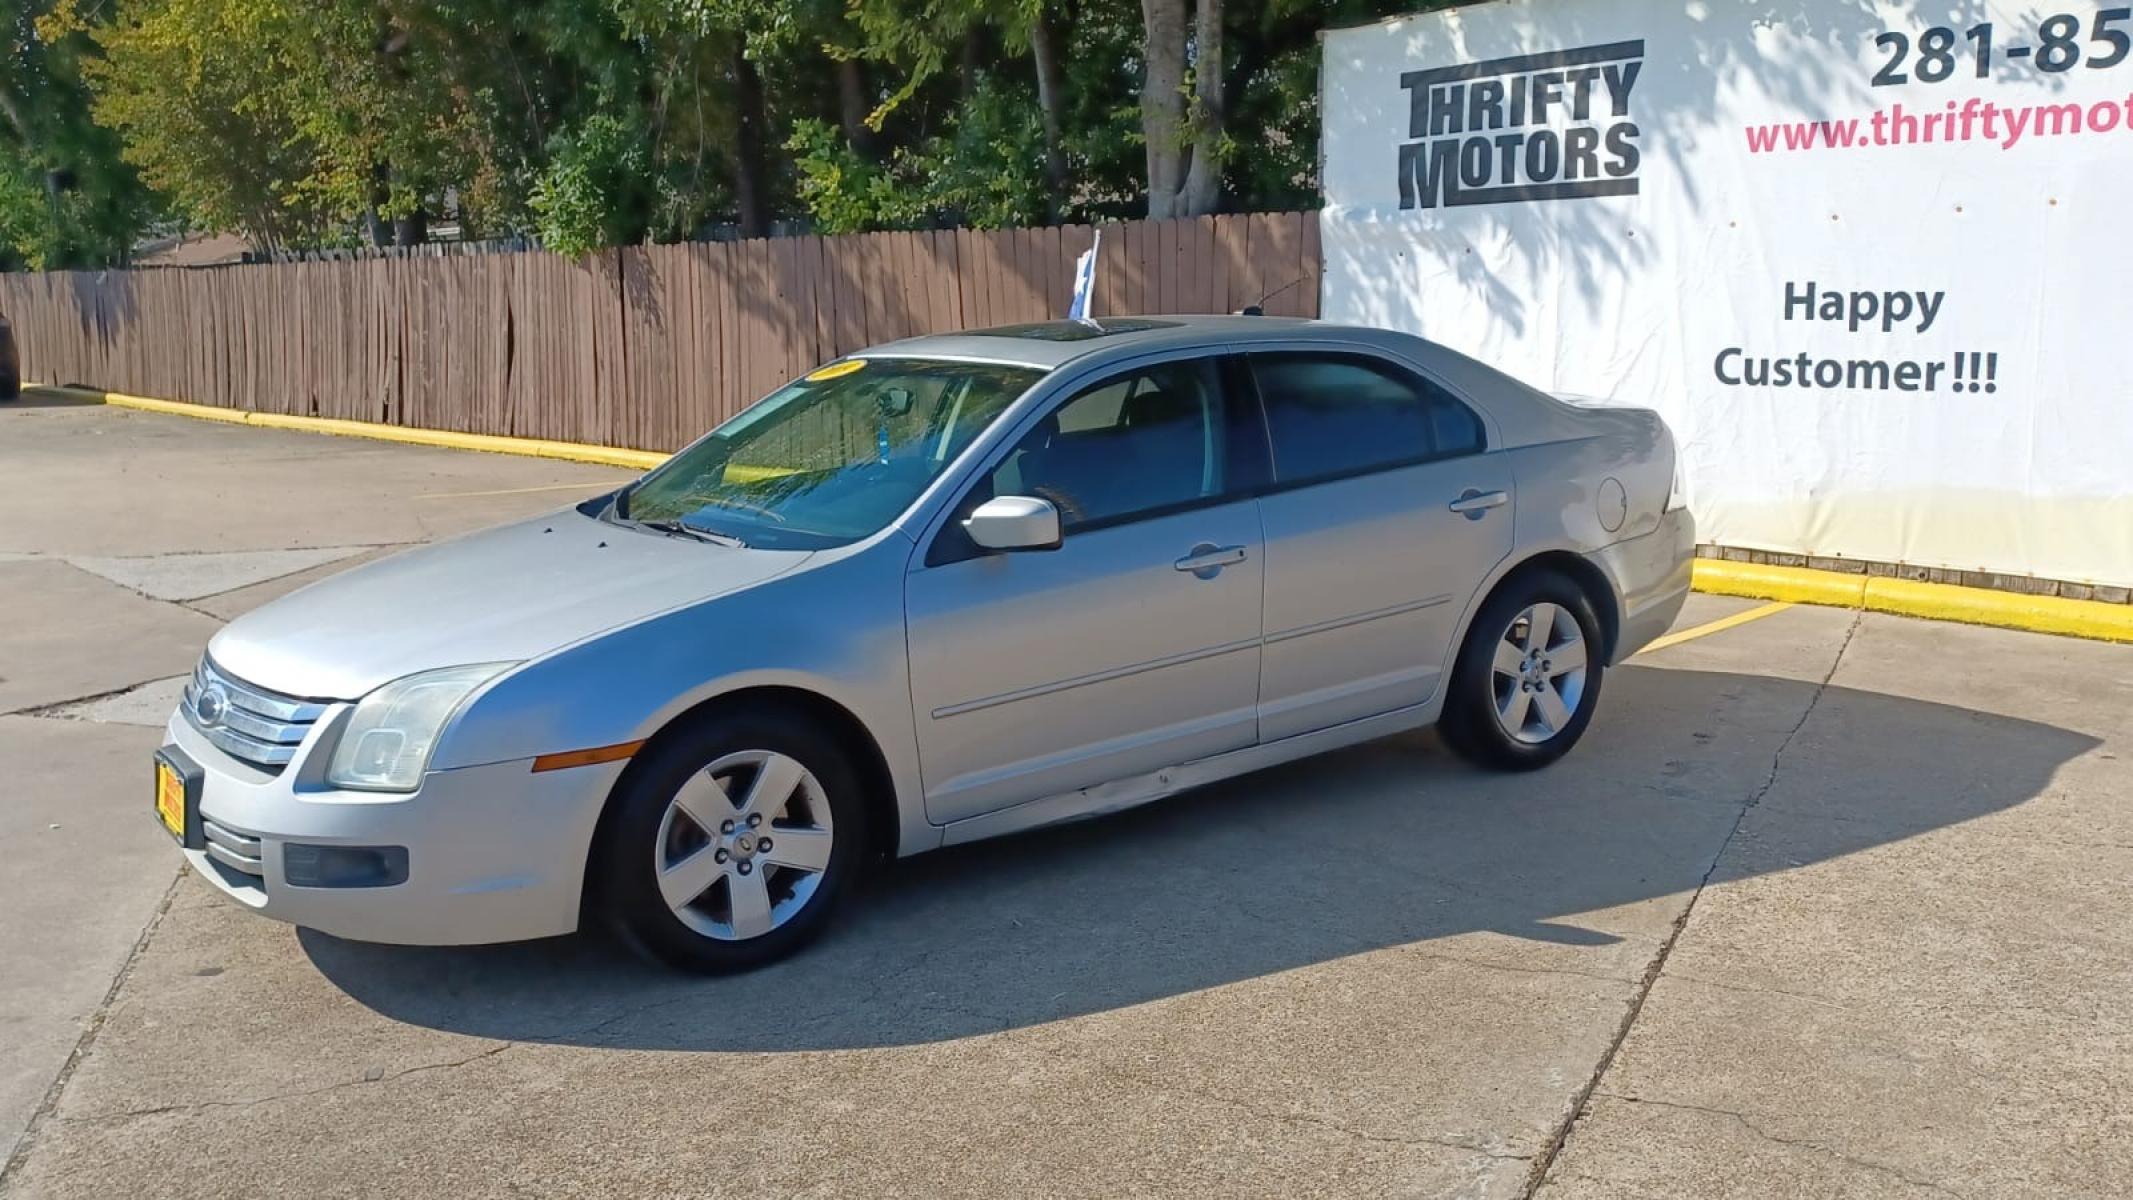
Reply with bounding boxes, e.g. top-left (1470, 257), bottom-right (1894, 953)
top-left (723, 465), bottom-right (801, 483)
top-left (804, 359), bottom-right (866, 382)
